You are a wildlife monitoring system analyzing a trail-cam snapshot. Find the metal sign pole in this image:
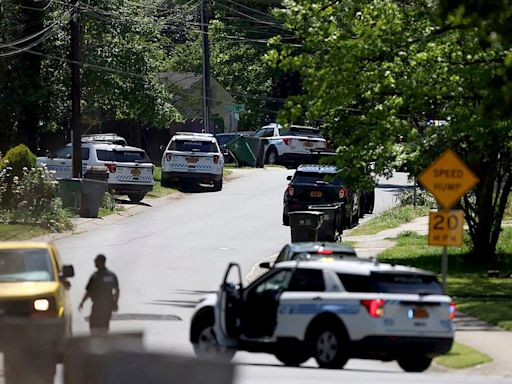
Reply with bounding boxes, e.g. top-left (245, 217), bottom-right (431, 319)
top-left (442, 245), bottom-right (448, 294)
